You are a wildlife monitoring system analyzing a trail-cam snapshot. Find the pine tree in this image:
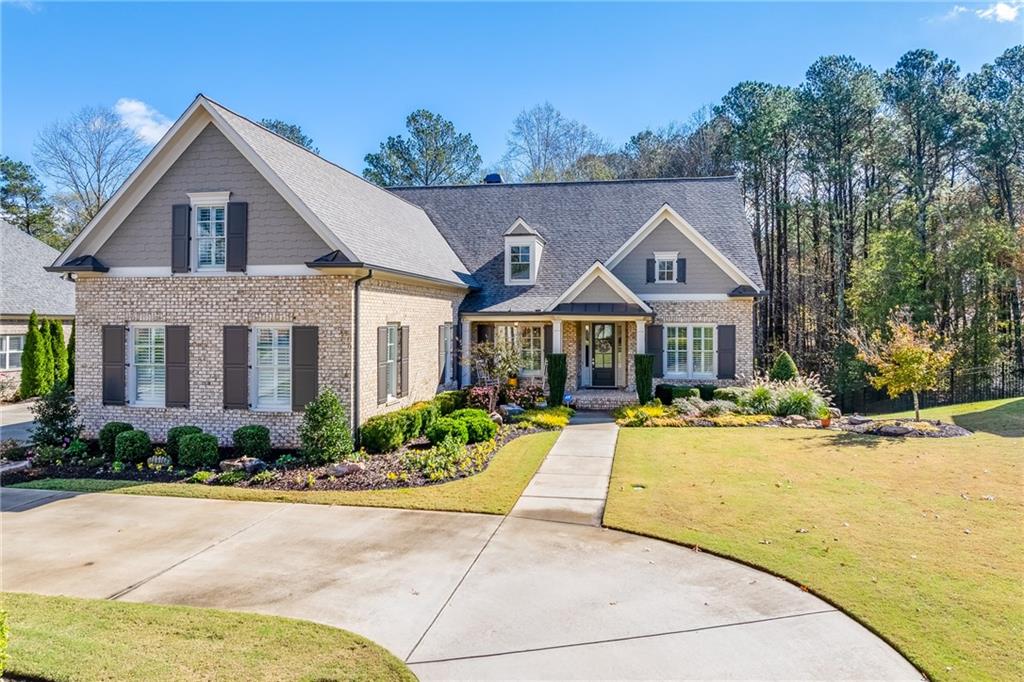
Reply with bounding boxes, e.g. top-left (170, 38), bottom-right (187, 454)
top-left (48, 319), bottom-right (69, 385)
top-left (18, 312), bottom-right (44, 398)
top-left (67, 319), bottom-right (76, 387)
top-left (38, 318), bottom-right (55, 395)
